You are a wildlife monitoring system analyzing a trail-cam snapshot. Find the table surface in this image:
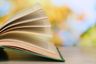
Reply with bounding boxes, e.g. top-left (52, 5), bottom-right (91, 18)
top-left (0, 46), bottom-right (96, 64)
